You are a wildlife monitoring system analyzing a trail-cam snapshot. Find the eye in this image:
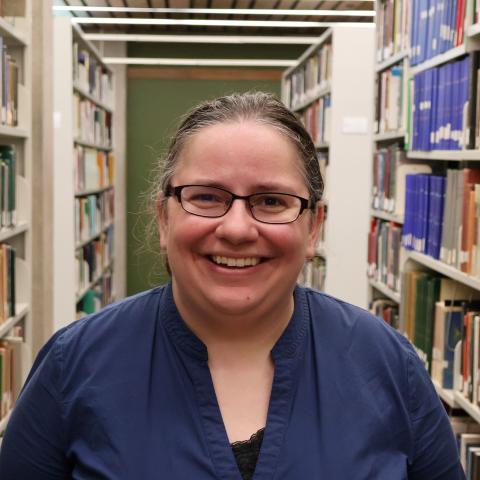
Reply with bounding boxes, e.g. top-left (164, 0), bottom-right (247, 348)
top-left (191, 193), bottom-right (222, 203)
top-left (252, 194), bottom-right (289, 210)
